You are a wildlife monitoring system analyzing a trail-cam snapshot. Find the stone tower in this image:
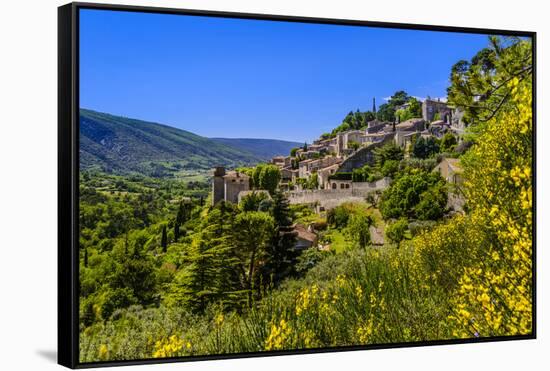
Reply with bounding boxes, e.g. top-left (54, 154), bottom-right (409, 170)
top-left (212, 166), bottom-right (226, 205)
